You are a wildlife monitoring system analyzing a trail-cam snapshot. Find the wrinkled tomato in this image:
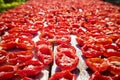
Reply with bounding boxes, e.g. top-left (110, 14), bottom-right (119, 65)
top-left (0, 50), bottom-right (7, 64)
top-left (108, 56), bottom-right (120, 75)
top-left (103, 44), bottom-right (120, 57)
top-left (57, 43), bottom-right (76, 53)
top-left (86, 58), bottom-right (109, 72)
top-left (49, 70), bottom-right (76, 80)
top-left (116, 38), bottom-right (120, 47)
top-left (89, 71), bottom-right (111, 80)
top-left (81, 44), bottom-right (104, 58)
top-left (17, 59), bottom-right (44, 77)
top-left (39, 32), bottom-right (54, 42)
top-left (0, 65), bottom-right (16, 80)
top-left (55, 50), bottom-right (79, 71)
top-left (36, 45), bottom-right (53, 65)
top-left (55, 35), bottom-right (71, 44)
